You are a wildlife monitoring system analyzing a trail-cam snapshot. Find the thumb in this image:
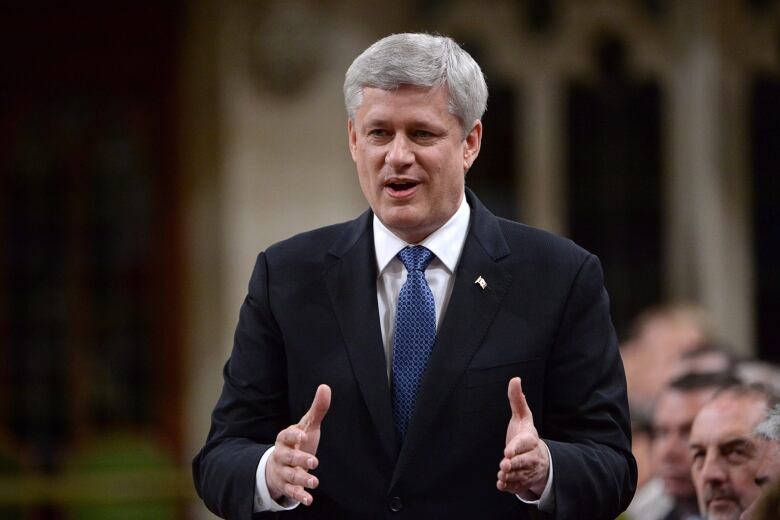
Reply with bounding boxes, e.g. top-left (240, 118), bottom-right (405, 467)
top-left (508, 377), bottom-right (532, 421)
top-left (302, 384), bottom-right (332, 431)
